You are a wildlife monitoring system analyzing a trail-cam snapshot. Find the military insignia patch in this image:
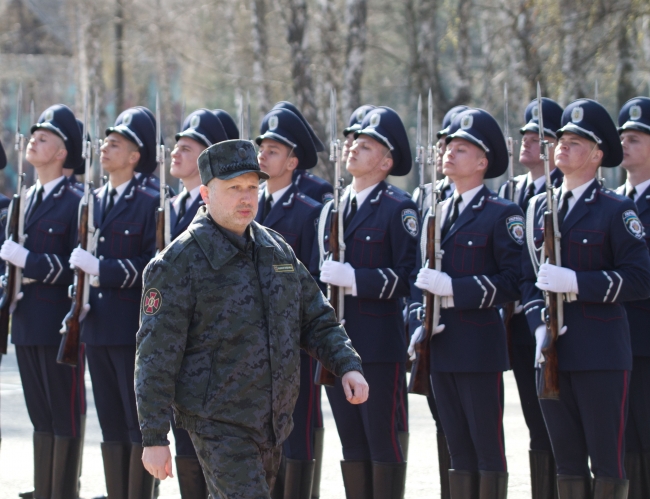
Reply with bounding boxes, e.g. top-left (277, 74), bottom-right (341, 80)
top-left (322, 192), bottom-right (334, 203)
top-left (273, 264), bottom-right (295, 273)
top-left (369, 113), bottom-right (381, 127)
top-left (402, 209), bottom-right (419, 237)
top-left (190, 114), bottom-right (201, 128)
top-left (45, 109), bottom-right (54, 122)
top-left (143, 288), bottom-right (162, 315)
top-left (571, 106), bottom-right (584, 123)
top-left (461, 114), bottom-right (473, 130)
top-left (623, 210), bottom-right (644, 239)
top-left (630, 105), bottom-right (642, 121)
top-left (269, 115), bottom-right (279, 130)
top-left (506, 215), bottom-right (525, 245)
